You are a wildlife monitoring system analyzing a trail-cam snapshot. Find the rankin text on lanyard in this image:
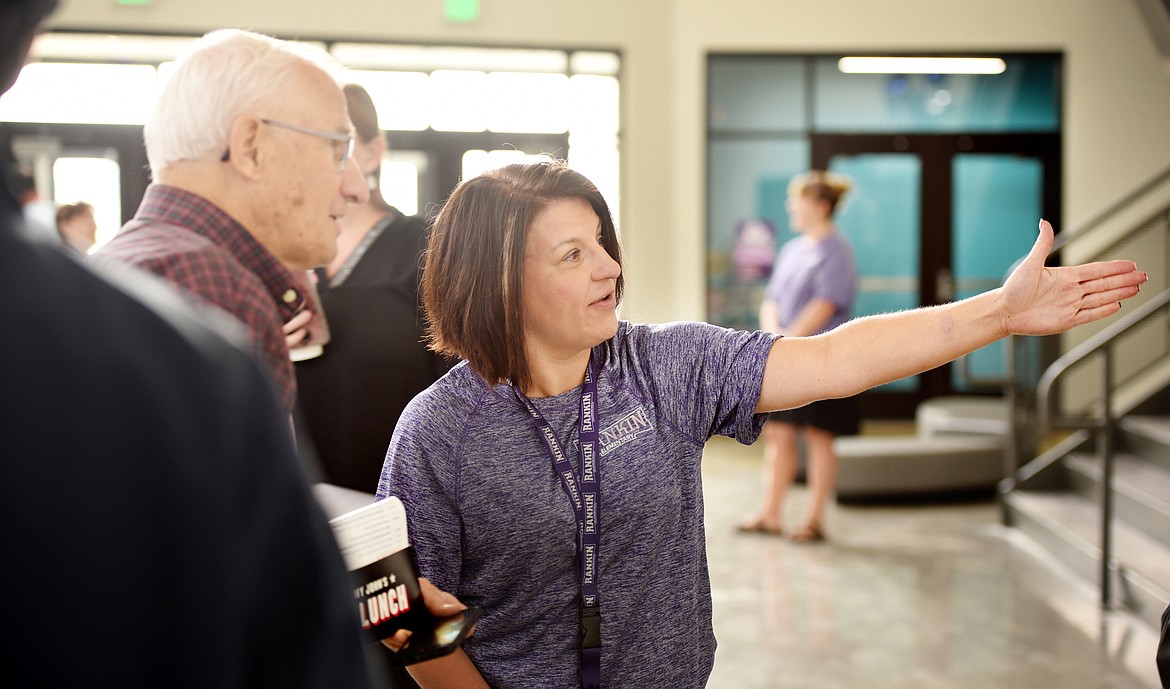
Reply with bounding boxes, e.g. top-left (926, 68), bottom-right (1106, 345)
top-left (513, 353), bottom-right (602, 689)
